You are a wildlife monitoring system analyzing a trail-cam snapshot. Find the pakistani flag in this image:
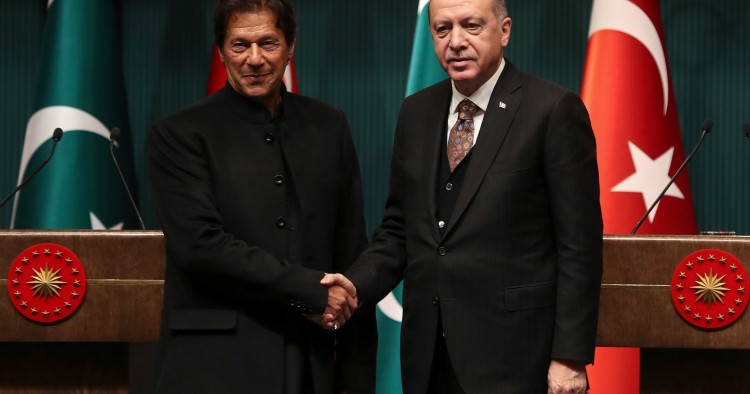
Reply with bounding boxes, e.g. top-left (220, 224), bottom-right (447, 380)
top-left (11, 0), bottom-right (138, 230)
top-left (375, 1), bottom-right (447, 393)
